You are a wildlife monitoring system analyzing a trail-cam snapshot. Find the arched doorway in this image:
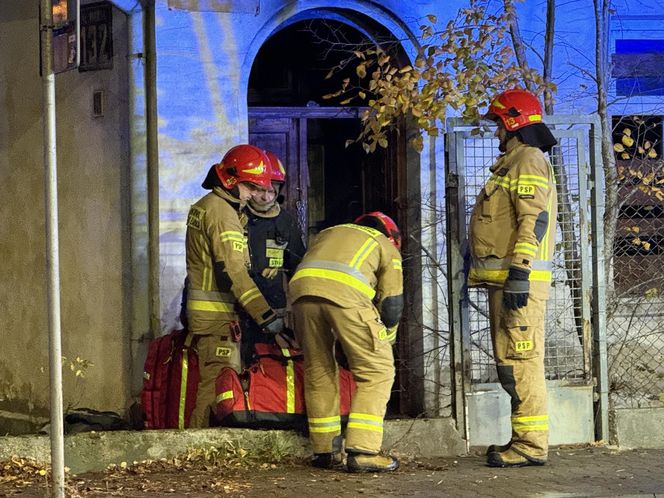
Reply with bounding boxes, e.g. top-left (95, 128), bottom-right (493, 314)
top-left (248, 16), bottom-right (424, 415)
